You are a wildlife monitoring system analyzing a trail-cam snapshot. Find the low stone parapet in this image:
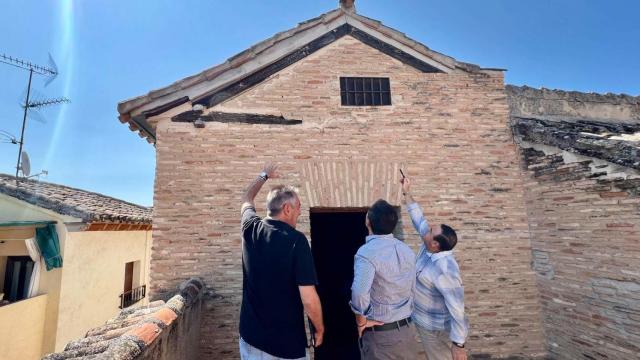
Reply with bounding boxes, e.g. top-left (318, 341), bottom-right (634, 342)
top-left (43, 278), bottom-right (204, 360)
